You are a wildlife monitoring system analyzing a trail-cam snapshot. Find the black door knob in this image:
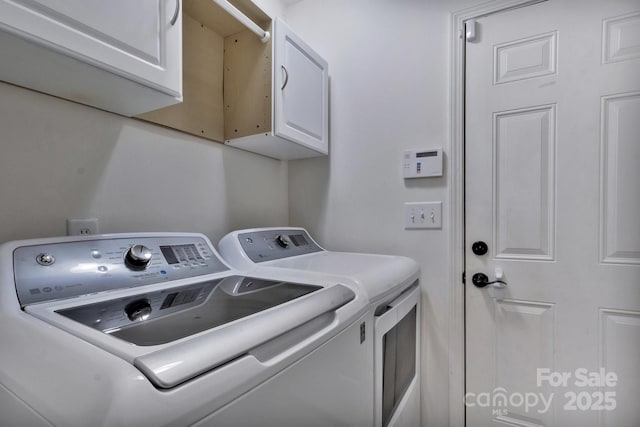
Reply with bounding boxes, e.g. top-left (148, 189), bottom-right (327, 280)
top-left (472, 241), bottom-right (488, 256)
top-left (472, 273), bottom-right (489, 288)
